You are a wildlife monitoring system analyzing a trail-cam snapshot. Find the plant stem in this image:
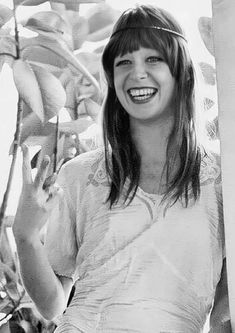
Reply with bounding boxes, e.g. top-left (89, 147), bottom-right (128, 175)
top-left (0, 4), bottom-right (22, 240)
top-left (0, 98), bottom-right (23, 235)
top-left (53, 115), bottom-right (59, 173)
top-left (0, 53), bottom-right (17, 59)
